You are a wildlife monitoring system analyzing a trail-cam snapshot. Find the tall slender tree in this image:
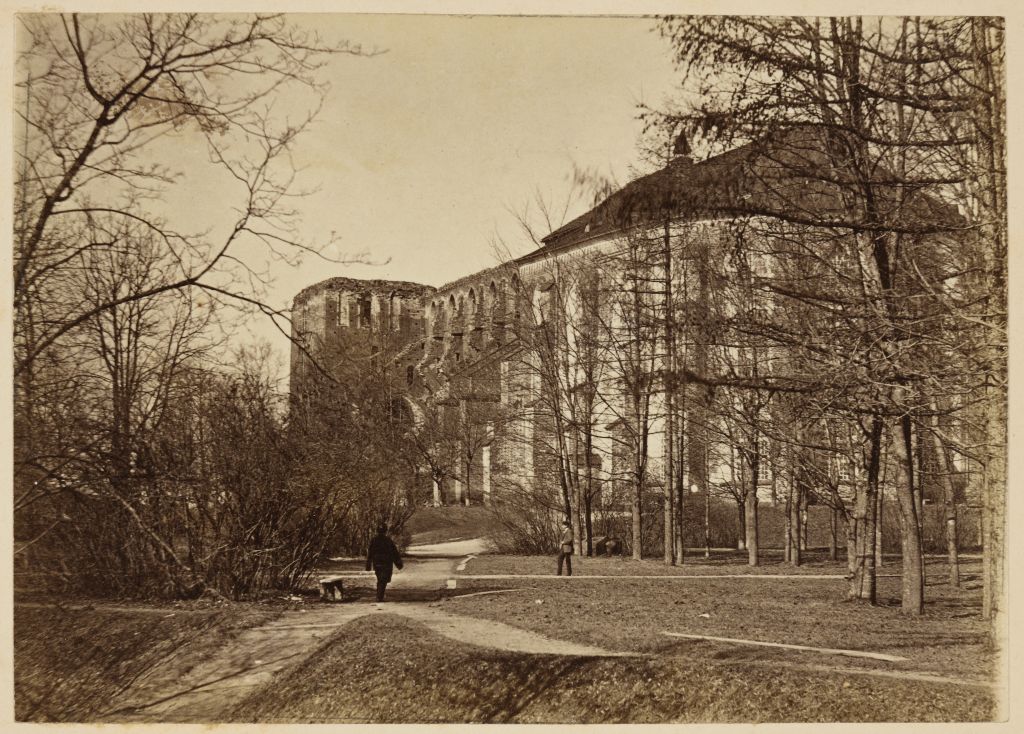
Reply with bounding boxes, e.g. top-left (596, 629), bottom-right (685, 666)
top-left (652, 15), bottom-right (1004, 615)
